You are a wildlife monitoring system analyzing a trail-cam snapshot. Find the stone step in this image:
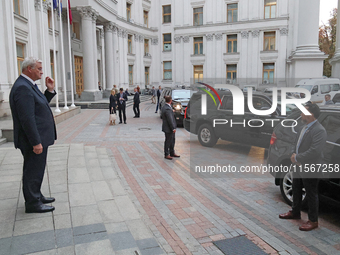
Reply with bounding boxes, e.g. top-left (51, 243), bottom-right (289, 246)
top-left (0, 137), bottom-right (6, 145)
